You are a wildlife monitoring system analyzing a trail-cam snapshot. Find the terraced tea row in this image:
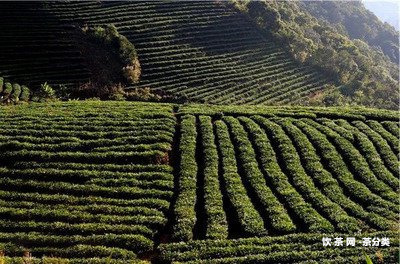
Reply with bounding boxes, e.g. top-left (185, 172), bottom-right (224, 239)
top-left (0, 101), bottom-right (176, 262)
top-left (0, 1), bottom-right (331, 104)
top-left (0, 102), bottom-right (398, 263)
top-left (0, 2), bottom-right (90, 88)
top-left (159, 231), bottom-right (398, 263)
top-left (172, 110), bottom-right (399, 240)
